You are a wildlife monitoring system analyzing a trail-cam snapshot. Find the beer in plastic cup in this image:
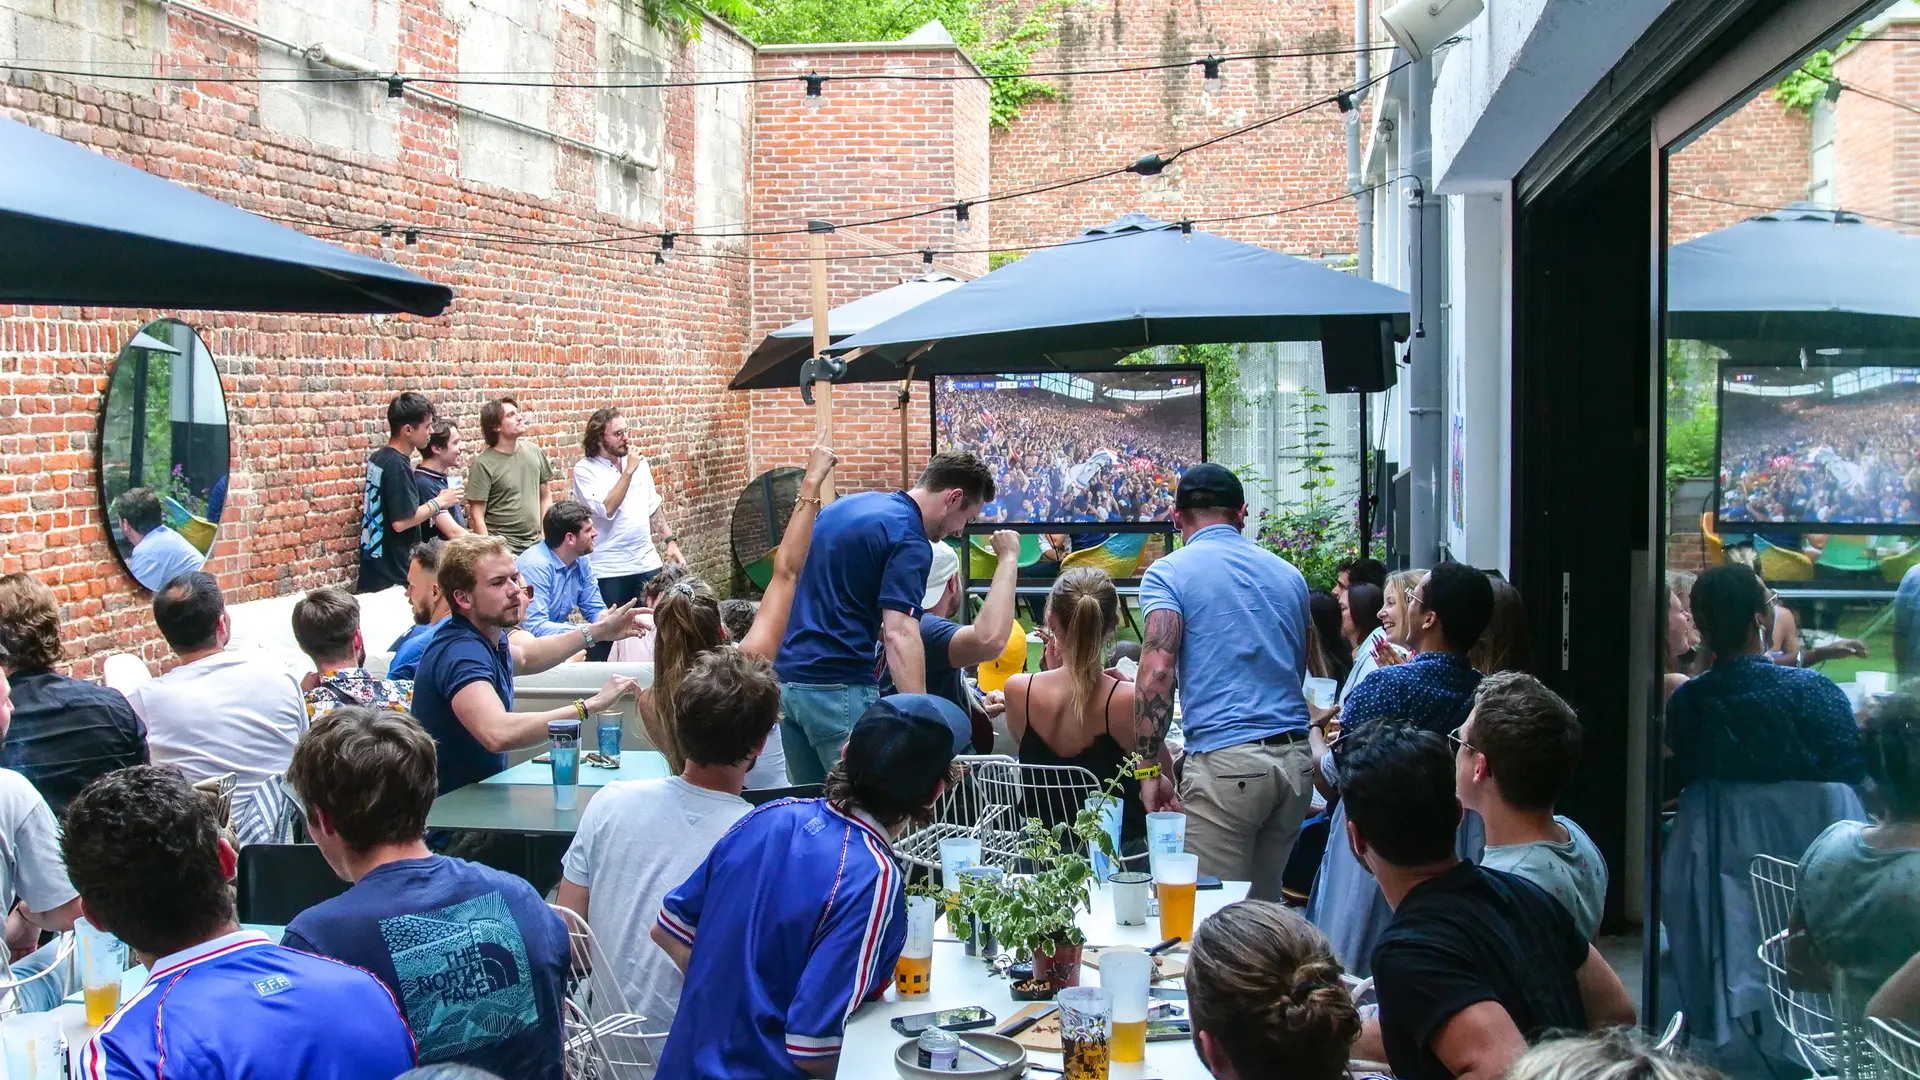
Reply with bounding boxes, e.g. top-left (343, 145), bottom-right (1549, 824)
top-left (894, 894), bottom-right (936, 995)
top-left (1155, 852), bottom-right (1199, 945)
top-left (1099, 948), bottom-right (1151, 1063)
top-left (77, 917), bottom-right (124, 1026)
top-left (1057, 986), bottom-right (1114, 1080)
